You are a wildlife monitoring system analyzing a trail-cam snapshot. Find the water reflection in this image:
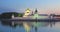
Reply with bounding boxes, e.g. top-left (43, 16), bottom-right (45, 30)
top-left (2, 21), bottom-right (25, 27)
top-left (0, 20), bottom-right (60, 32)
top-left (1, 21), bottom-right (50, 27)
top-left (49, 22), bottom-right (55, 27)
